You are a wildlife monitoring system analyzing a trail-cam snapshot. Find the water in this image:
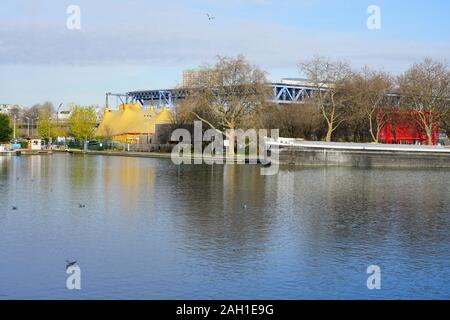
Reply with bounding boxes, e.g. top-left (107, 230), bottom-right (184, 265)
top-left (0, 154), bottom-right (449, 299)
